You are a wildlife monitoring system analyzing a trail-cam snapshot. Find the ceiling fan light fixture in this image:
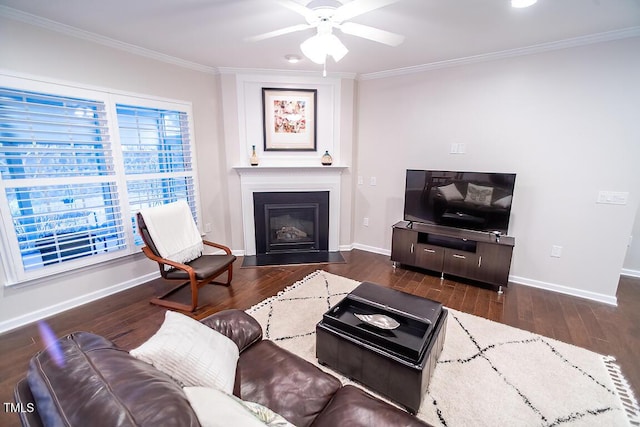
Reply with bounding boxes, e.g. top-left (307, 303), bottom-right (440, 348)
top-left (300, 33), bottom-right (348, 64)
top-left (511, 0), bottom-right (537, 8)
top-left (326, 34), bottom-right (348, 62)
top-left (300, 35), bottom-right (327, 64)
